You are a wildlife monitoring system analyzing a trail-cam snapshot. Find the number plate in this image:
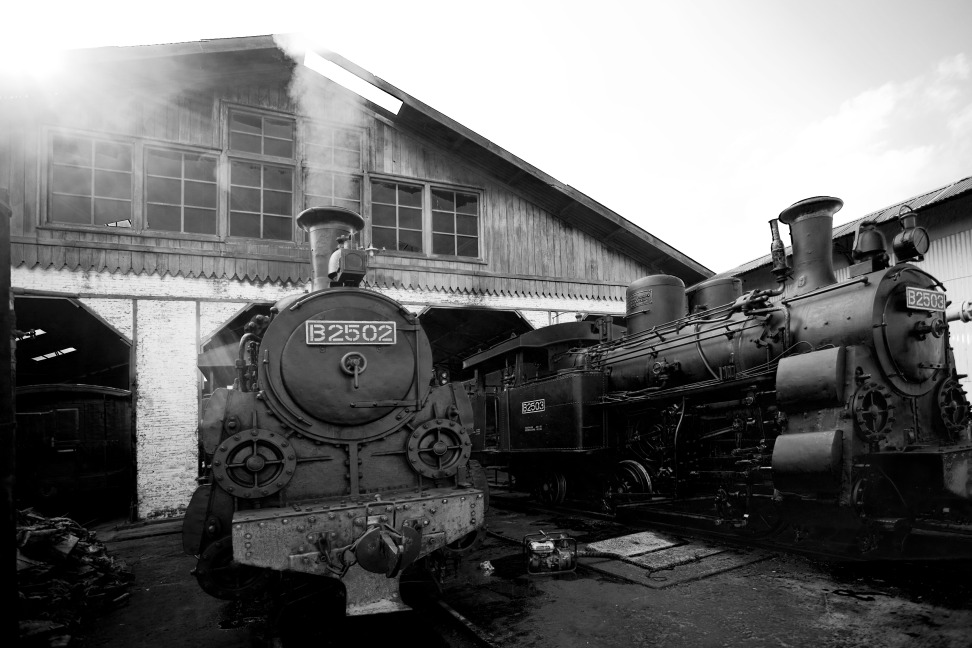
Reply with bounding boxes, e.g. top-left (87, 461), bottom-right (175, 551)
top-left (905, 287), bottom-right (946, 312)
top-left (521, 399), bottom-right (546, 414)
top-left (305, 320), bottom-right (397, 345)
